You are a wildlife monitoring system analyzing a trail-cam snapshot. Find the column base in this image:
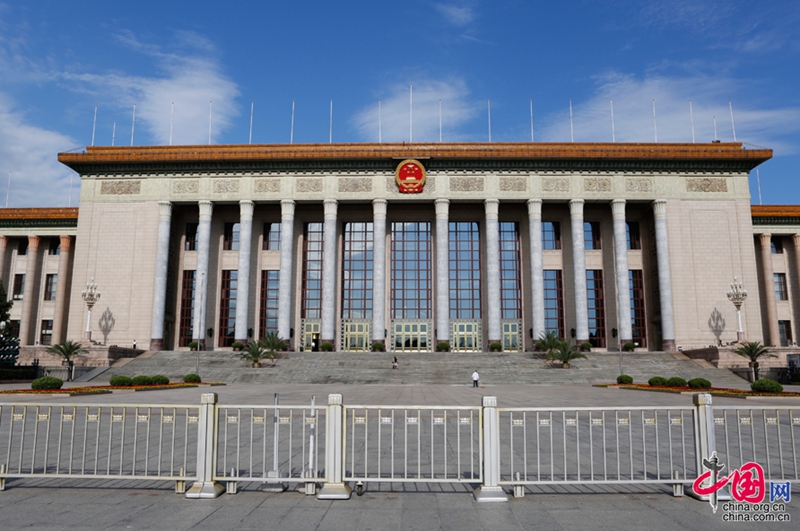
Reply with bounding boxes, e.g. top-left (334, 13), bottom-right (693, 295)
top-left (487, 339), bottom-right (501, 350)
top-left (576, 338), bottom-right (589, 345)
top-left (321, 339), bottom-right (334, 348)
top-left (620, 339), bottom-right (633, 350)
top-left (149, 338), bottom-right (164, 351)
top-left (316, 482), bottom-right (352, 500)
top-left (83, 331), bottom-right (92, 341)
top-left (234, 338), bottom-right (248, 346)
top-left (736, 331), bottom-right (746, 343)
top-left (185, 480), bottom-right (225, 499)
top-left (473, 485), bottom-right (509, 502)
top-left (197, 339), bottom-right (206, 351)
top-left (662, 339), bottom-right (677, 352)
